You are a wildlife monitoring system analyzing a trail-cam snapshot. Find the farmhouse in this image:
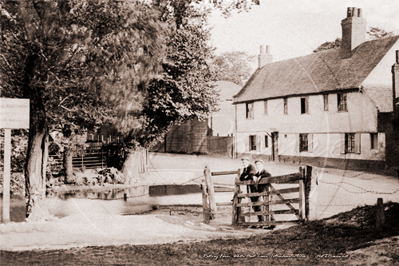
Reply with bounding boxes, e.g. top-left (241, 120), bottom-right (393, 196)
top-left (233, 7), bottom-right (399, 170)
